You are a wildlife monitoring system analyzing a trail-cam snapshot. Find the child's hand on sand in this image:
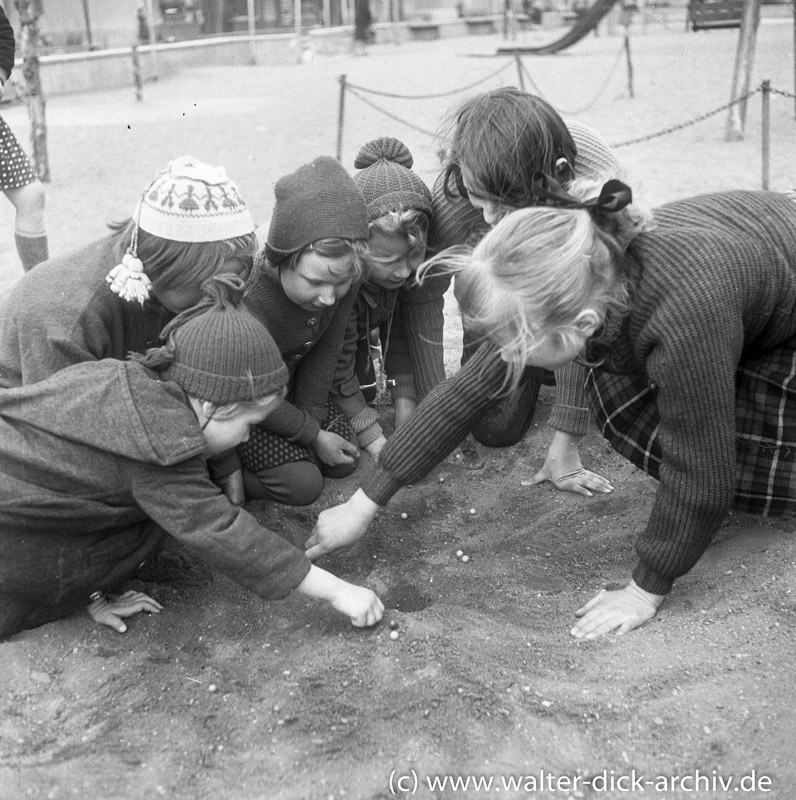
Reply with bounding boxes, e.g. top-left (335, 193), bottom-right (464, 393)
top-left (313, 429), bottom-right (359, 467)
top-left (330, 583), bottom-right (384, 627)
top-left (570, 580), bottom-right (665, 639)
top-left (295, 564), bottom-right (384, 627)
top-left (533, 430), bottom-right (614, 497)
top-left (88, 590), bottom-right (163, 633)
